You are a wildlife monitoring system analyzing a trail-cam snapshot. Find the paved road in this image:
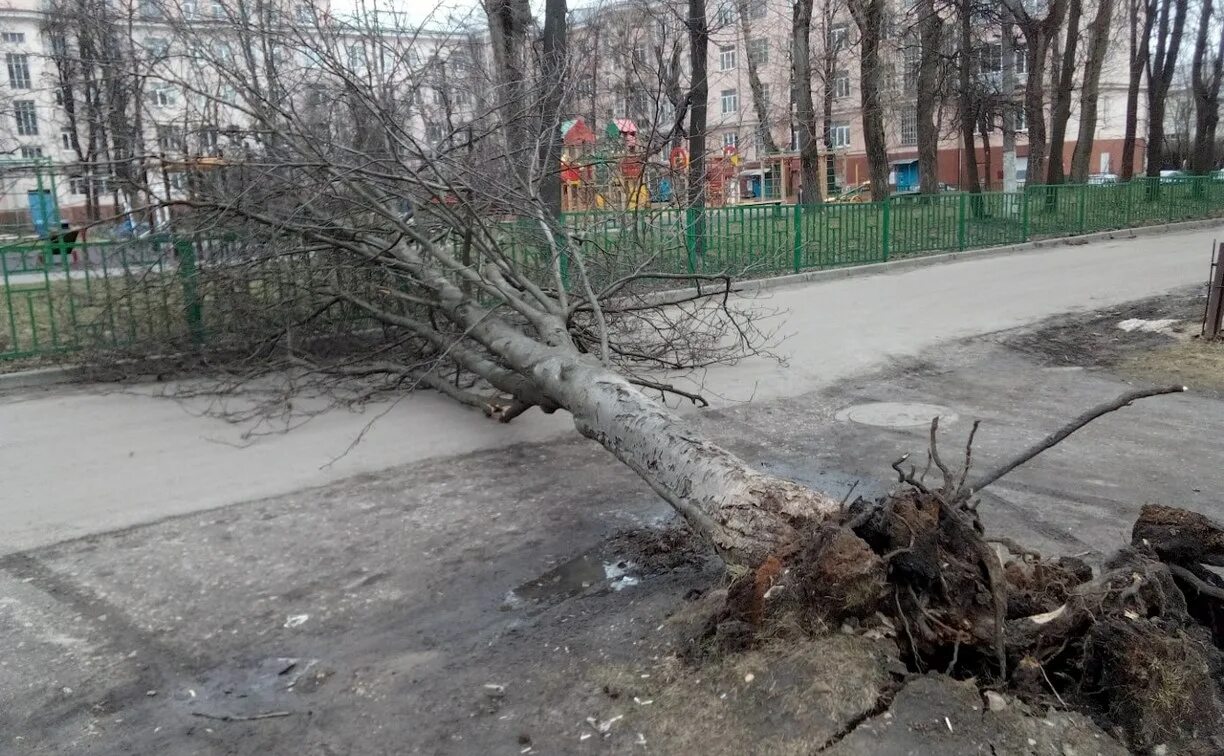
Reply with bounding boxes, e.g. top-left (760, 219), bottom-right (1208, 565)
top-left (0, 225), bottom-right (1216, 554)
